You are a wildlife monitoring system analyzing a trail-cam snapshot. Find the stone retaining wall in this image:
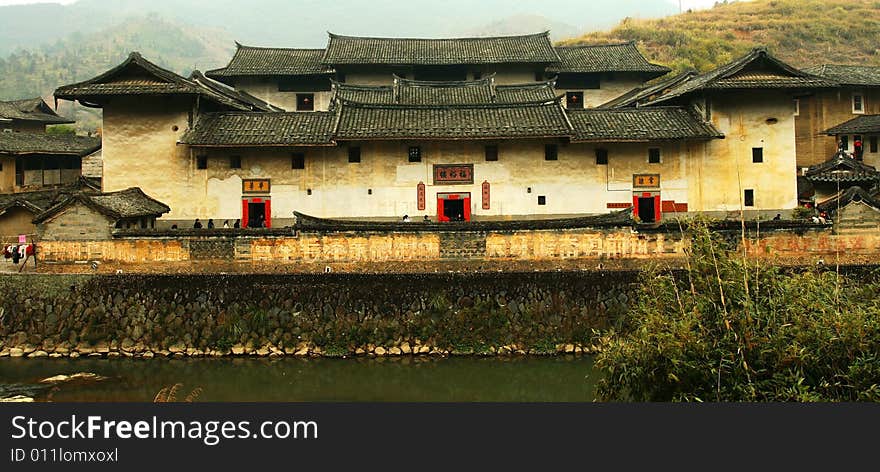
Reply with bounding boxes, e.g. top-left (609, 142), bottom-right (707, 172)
top-left (32, 224), bottom-right (876, 266)
top-left (0, 272), bottom-right (639, 359)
